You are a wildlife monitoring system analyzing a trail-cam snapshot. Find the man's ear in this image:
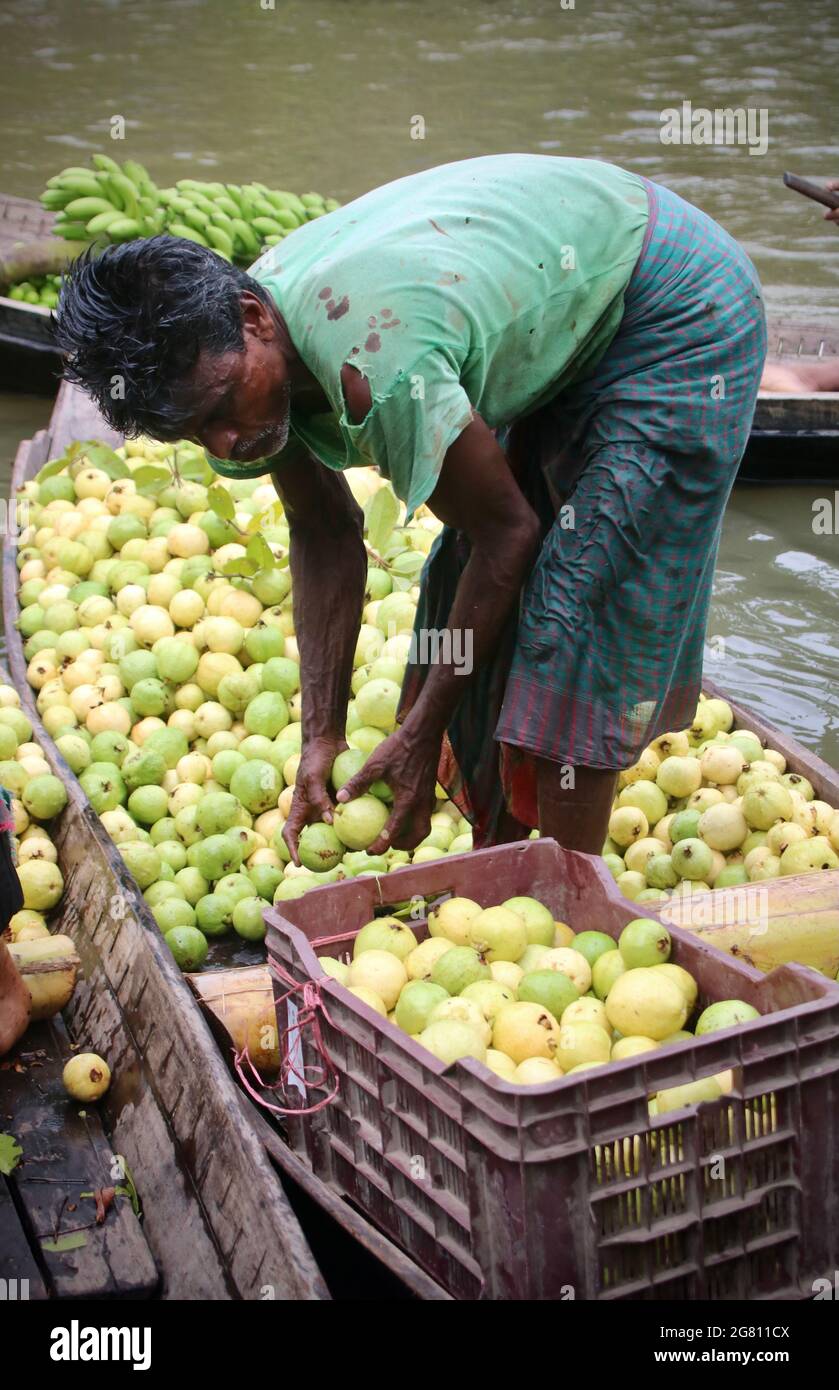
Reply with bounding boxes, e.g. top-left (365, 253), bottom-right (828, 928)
top-left (240, 291), bottom-right (275, 341)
